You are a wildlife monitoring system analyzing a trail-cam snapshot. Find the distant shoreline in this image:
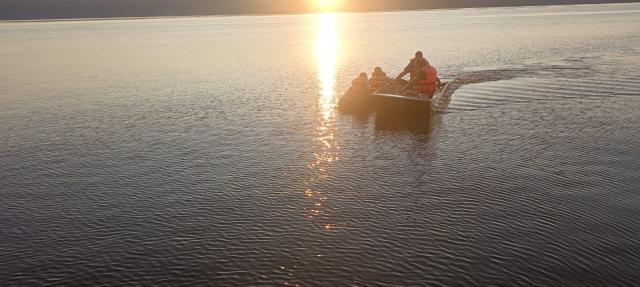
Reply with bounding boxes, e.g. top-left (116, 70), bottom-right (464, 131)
top-left (0, 1), bottom-right (638, 22)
